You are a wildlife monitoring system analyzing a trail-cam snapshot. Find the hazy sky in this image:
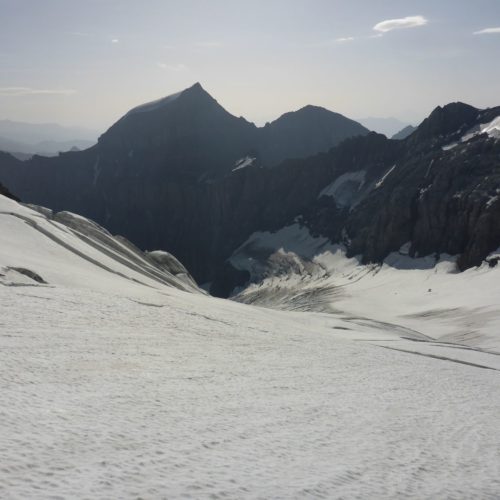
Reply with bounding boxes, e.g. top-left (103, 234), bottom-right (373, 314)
top-left (1, 0), bottom-right (500, 132)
